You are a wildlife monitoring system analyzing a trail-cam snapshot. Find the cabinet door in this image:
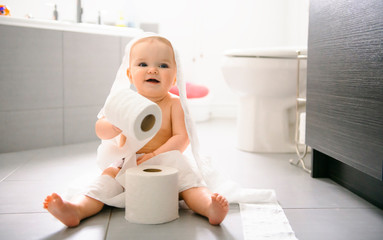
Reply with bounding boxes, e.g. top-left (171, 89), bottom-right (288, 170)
top-left (63, 32), bottom-right (120, 144)
top-left (0, 25), bottom-right (63, 152)
top-left (63, 32), bottom-right (120, 107)
top-left (306, 0), bottom-right (383, 180)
